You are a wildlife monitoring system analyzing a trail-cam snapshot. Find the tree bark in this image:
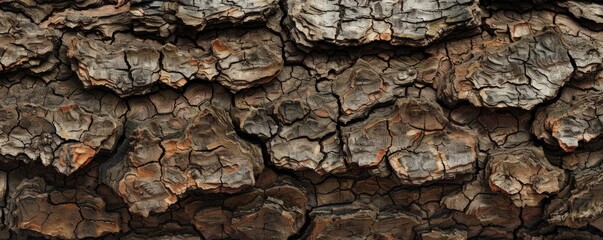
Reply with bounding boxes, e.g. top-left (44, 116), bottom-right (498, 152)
top-left (1, 0), bottom-right (603, 239)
